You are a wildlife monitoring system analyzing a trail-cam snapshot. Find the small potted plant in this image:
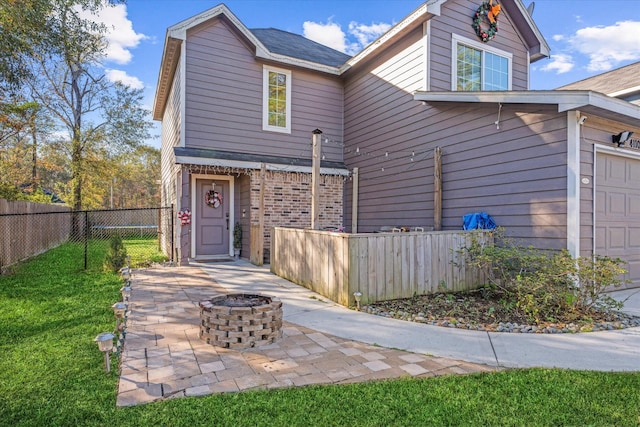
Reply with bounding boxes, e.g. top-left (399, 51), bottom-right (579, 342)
top-left (233, 222), bottom-right (242, 259)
